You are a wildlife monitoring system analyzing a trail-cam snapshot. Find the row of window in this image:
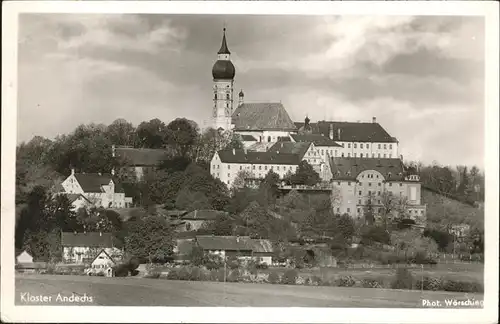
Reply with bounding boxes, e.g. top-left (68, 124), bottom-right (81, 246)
top-left (214, 164), bottom-right (296, 172)
top-left (345, 143), bottom-right (393, 150)
top-left (354, 208), bottom-right (424, 215)
top-left (336, 181), bottom-right (405, 187)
